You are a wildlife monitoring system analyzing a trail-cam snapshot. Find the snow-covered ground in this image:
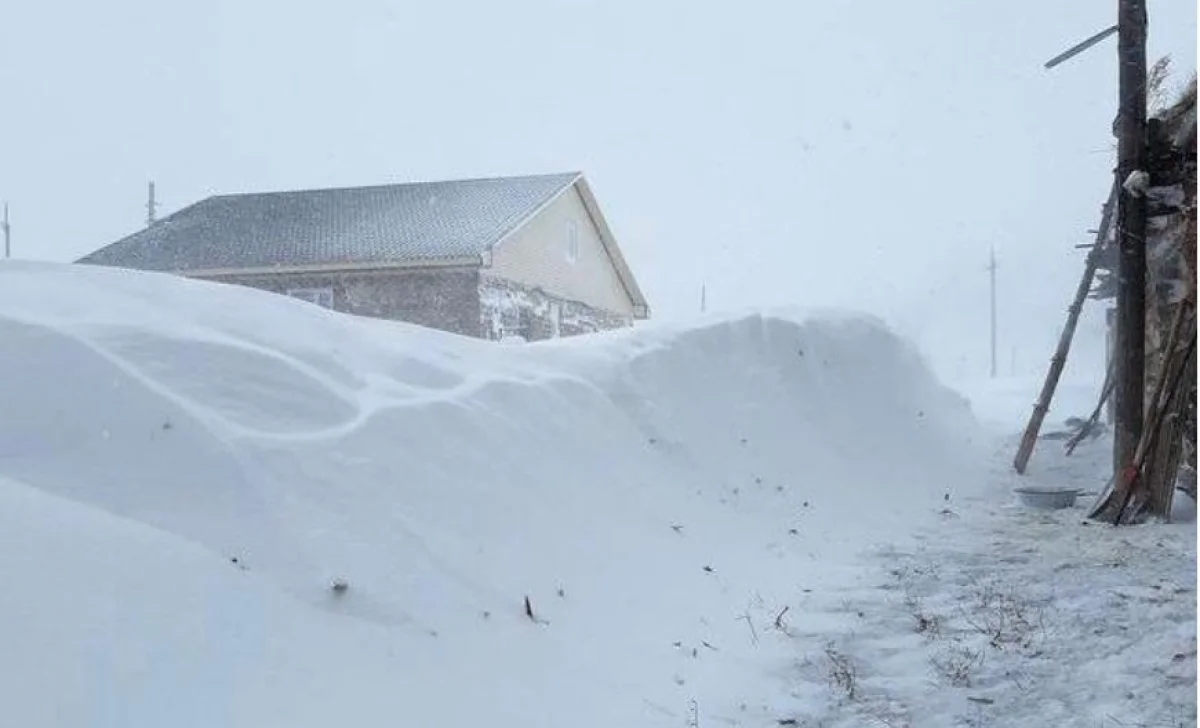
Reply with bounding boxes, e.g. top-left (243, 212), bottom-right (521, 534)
top-left (0, 261), bottom-right (1193, 727)
top-left (773, 431), bottom-right (1196, 727)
